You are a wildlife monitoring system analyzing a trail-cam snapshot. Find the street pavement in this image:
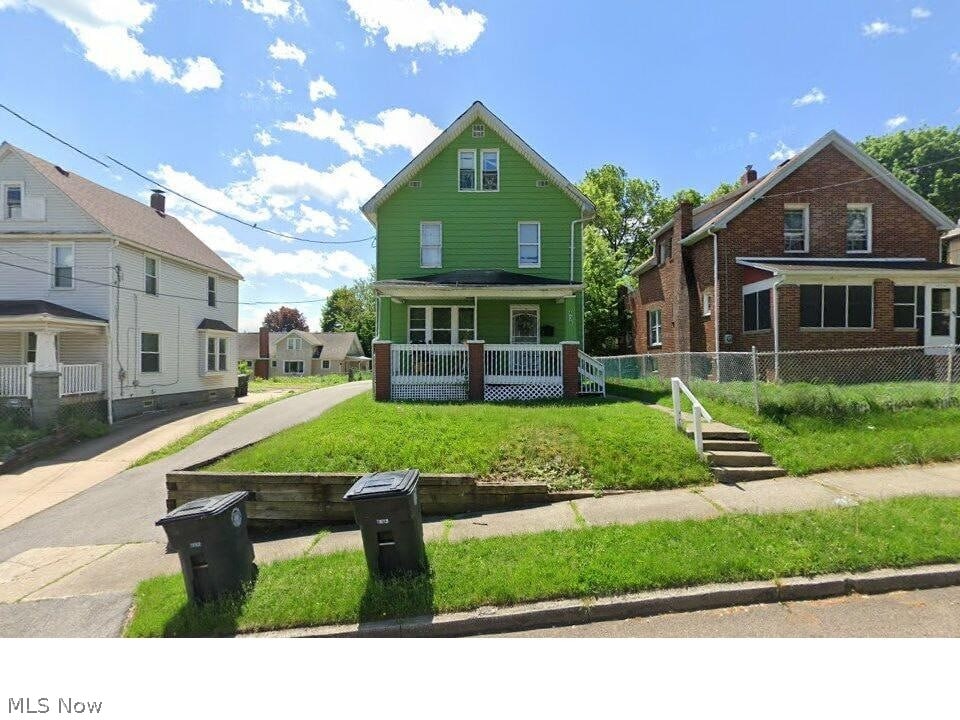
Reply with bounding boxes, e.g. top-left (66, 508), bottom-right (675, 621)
top-left (493, 585), bottom-right (960, 637)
